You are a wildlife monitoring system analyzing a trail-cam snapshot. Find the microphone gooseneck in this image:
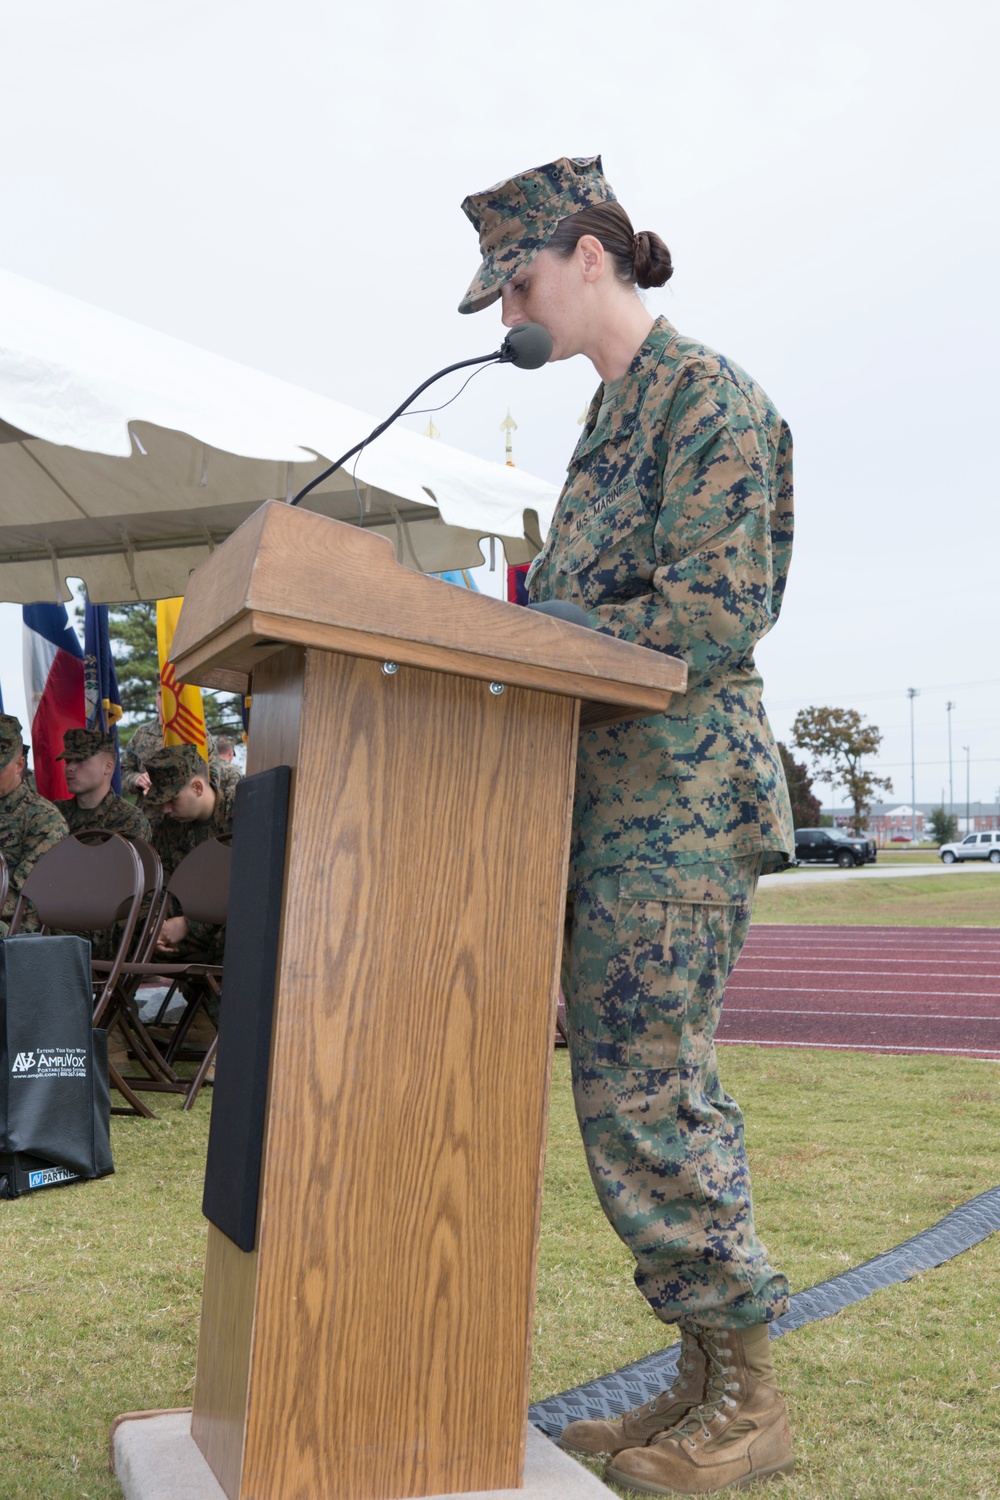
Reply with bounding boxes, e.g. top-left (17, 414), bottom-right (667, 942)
top-left (289, 324), bottom-right (553, 507)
